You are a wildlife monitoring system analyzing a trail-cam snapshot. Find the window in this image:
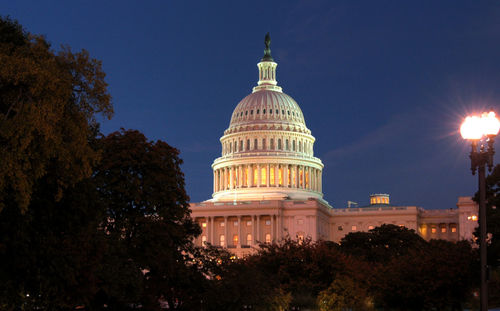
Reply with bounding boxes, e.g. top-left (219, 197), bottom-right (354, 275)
top-left (220, 235), bottom-right (225, 247)
top-left (229, 142), bottom-right (232, 153)
top-left (265, 220), bottom-right (271, 226)
top-left (261, 167), bottom-right (266, 185)
top-left (351, 225), bottom-right (357, 231)
top-left (338, 226), bottom-right (343, 231)
top-left (270, 138), bottom-right (274, 150)
top-left (201, 235), bottom-right (207, 246)
top-left (270, 167), bottom-right (275, 185)
top-left (233, 235), bottom-right (238, 246)
top-left (270, 109), bottom-right (272, 114)
top-left (293, 140), bottom-right (296, 151)
top-left (234, 221), bottom-right (238, 226)
top-left (246, 234), bottom-right (252, 245)
top-left (299, 141), bottom-right (302, 152)
top-left (431, 227), bottom-right (437, 234)
top-left (263, 109), bottom-right (266, 114)
top-left (262, 138), bottom-right (266, 150)
top-left (247, 139), bottom-right (250, 150)
top-left (451, 227), bottom-right (457, 233)
top-left (441, 227), bottom-right (446, 233)
top-left (265, 233), bottom-right (271, 243)
top-left (297, 219), bottom-right (304, 225)
top-left (246, 221), bottom-right (252, 226)
top-left (220, 222), bottom-right (225, 227)
top-left (202, 222), bottom-right (207, 228)
top-left (278, 139), bottom-right (282, 150)
top-left (368, 225), bottom-right (374, 230)
top-left (239, 141), bottom-right (243, 151)
top-left (245, 111), bottom-right (248, 115)
top-left (254, 139), bottom-right (258, 150)
top-left (282, 109), bottom-right (285, 115)
top-left (257, 109), bottom-right (260, 114)
top-left (286, 139), bottom-right (289, 150)
top-left (287, 111), bottom-right (290, 115)
top-left (275, 109), bottom-right (278, 114)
